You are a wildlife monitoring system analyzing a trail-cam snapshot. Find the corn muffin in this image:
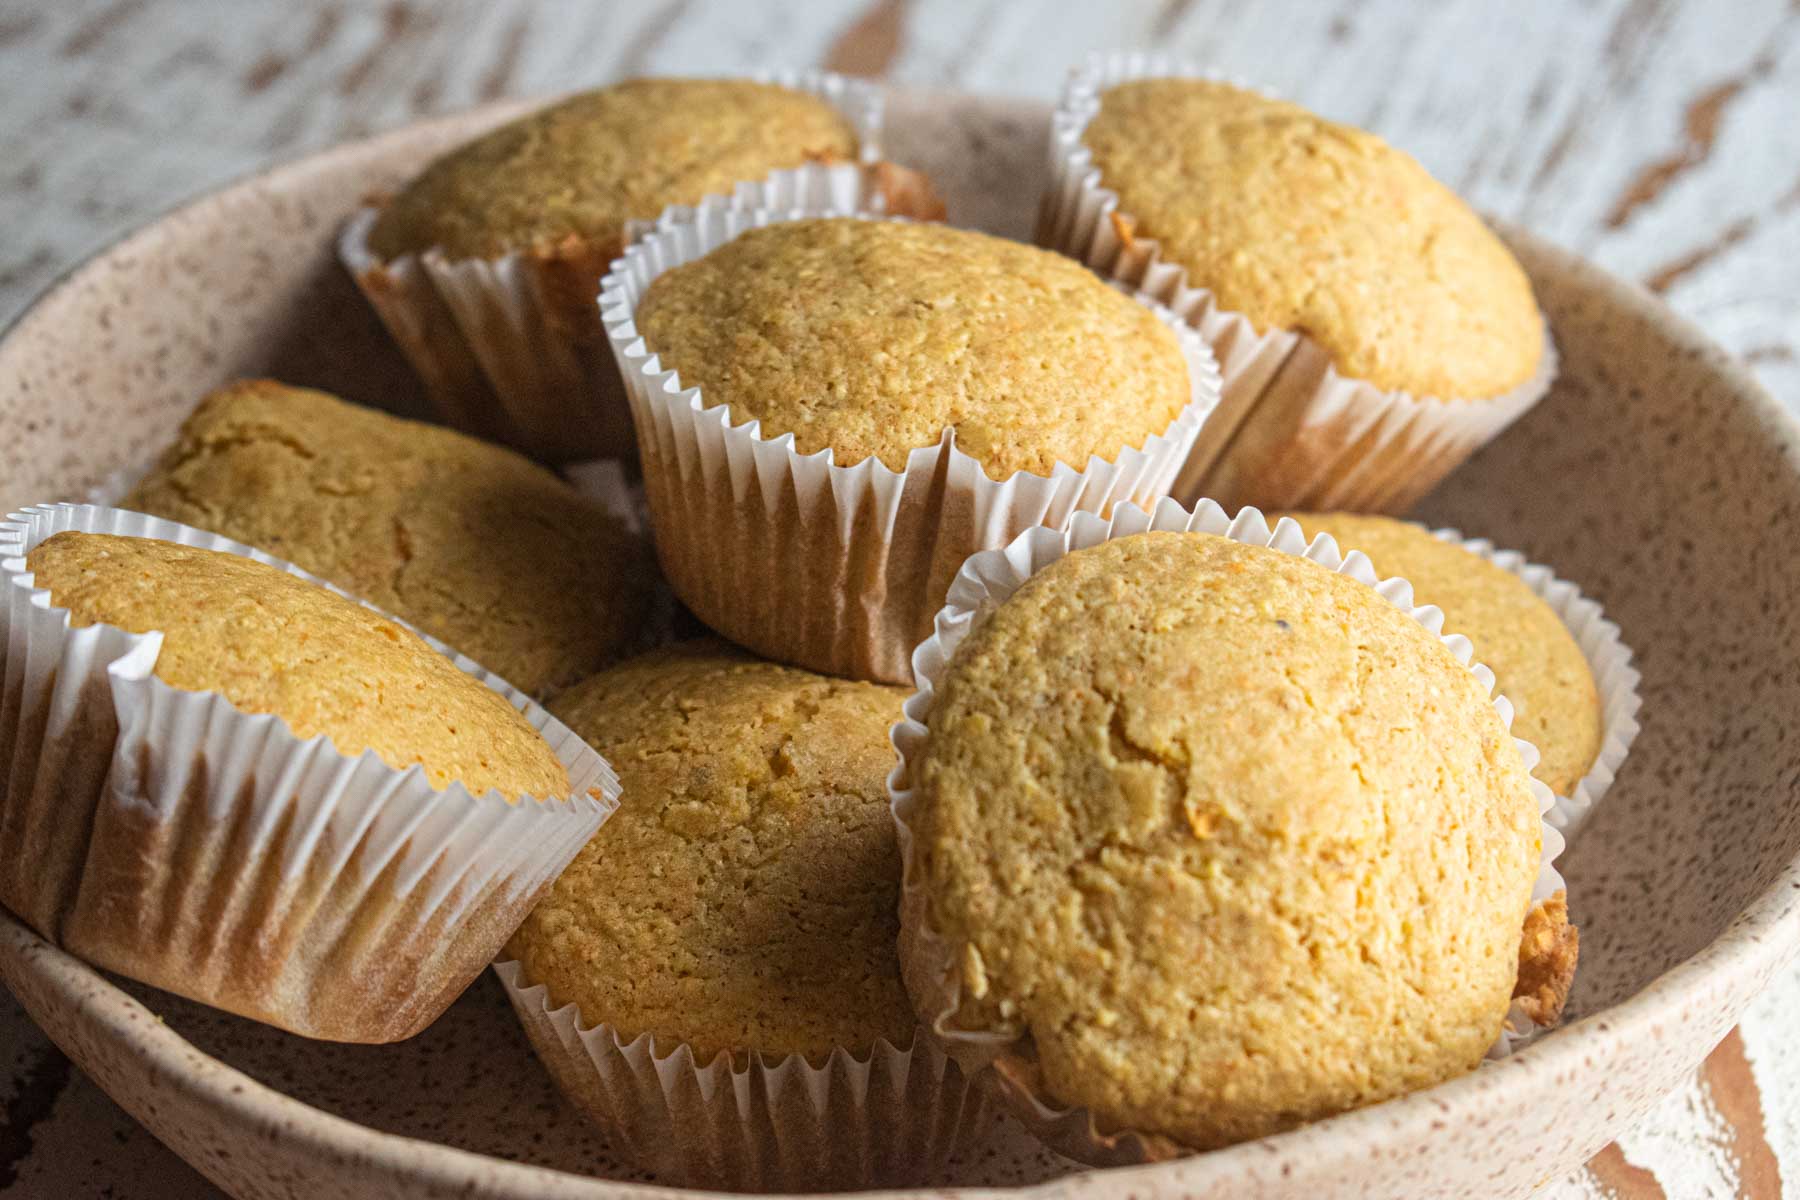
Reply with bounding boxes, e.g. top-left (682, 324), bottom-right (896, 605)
top-left (1081, 79), bottom-right (1542, 399)
top-left (500, 641), bottom-right (984, 1187)
top-left (369, 78), bottom-right (862, 263)
top-left (1279, 513), bottom-right (1603, 797)
top-left (613, 214), bottom-right (1213, 681)
top-left (635, 217), bottom-right (1193, 480)
top-left (123, 379), bottom-right (652, 697)
top-left (27, 530), bottom-right (568, 800)
top-left (1042, 65), bottom-right (1555, 512)
top-left (509, 640), bottom-right (912, 1058)
top-left (1, 513), bottom-right (610, 1044)
top-left (907, 530), bottom-right (1560, 1151)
